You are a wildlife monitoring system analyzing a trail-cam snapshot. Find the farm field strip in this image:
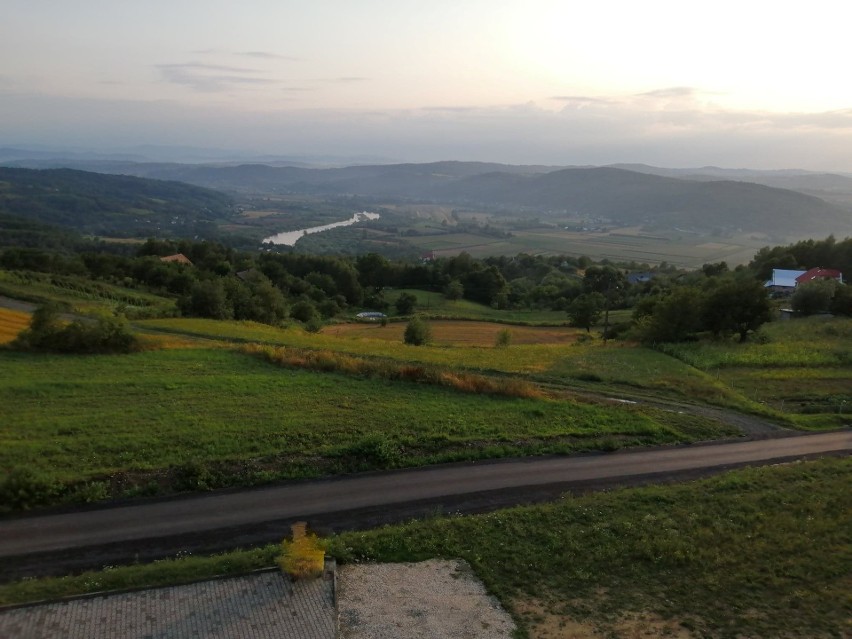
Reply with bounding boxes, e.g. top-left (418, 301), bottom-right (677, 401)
top-left (0, 348), bottom-right (735, 505)
top-left (138, 318), bottom-right (759, 410)
top-left (0, 307), bottom-right (29, 344)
